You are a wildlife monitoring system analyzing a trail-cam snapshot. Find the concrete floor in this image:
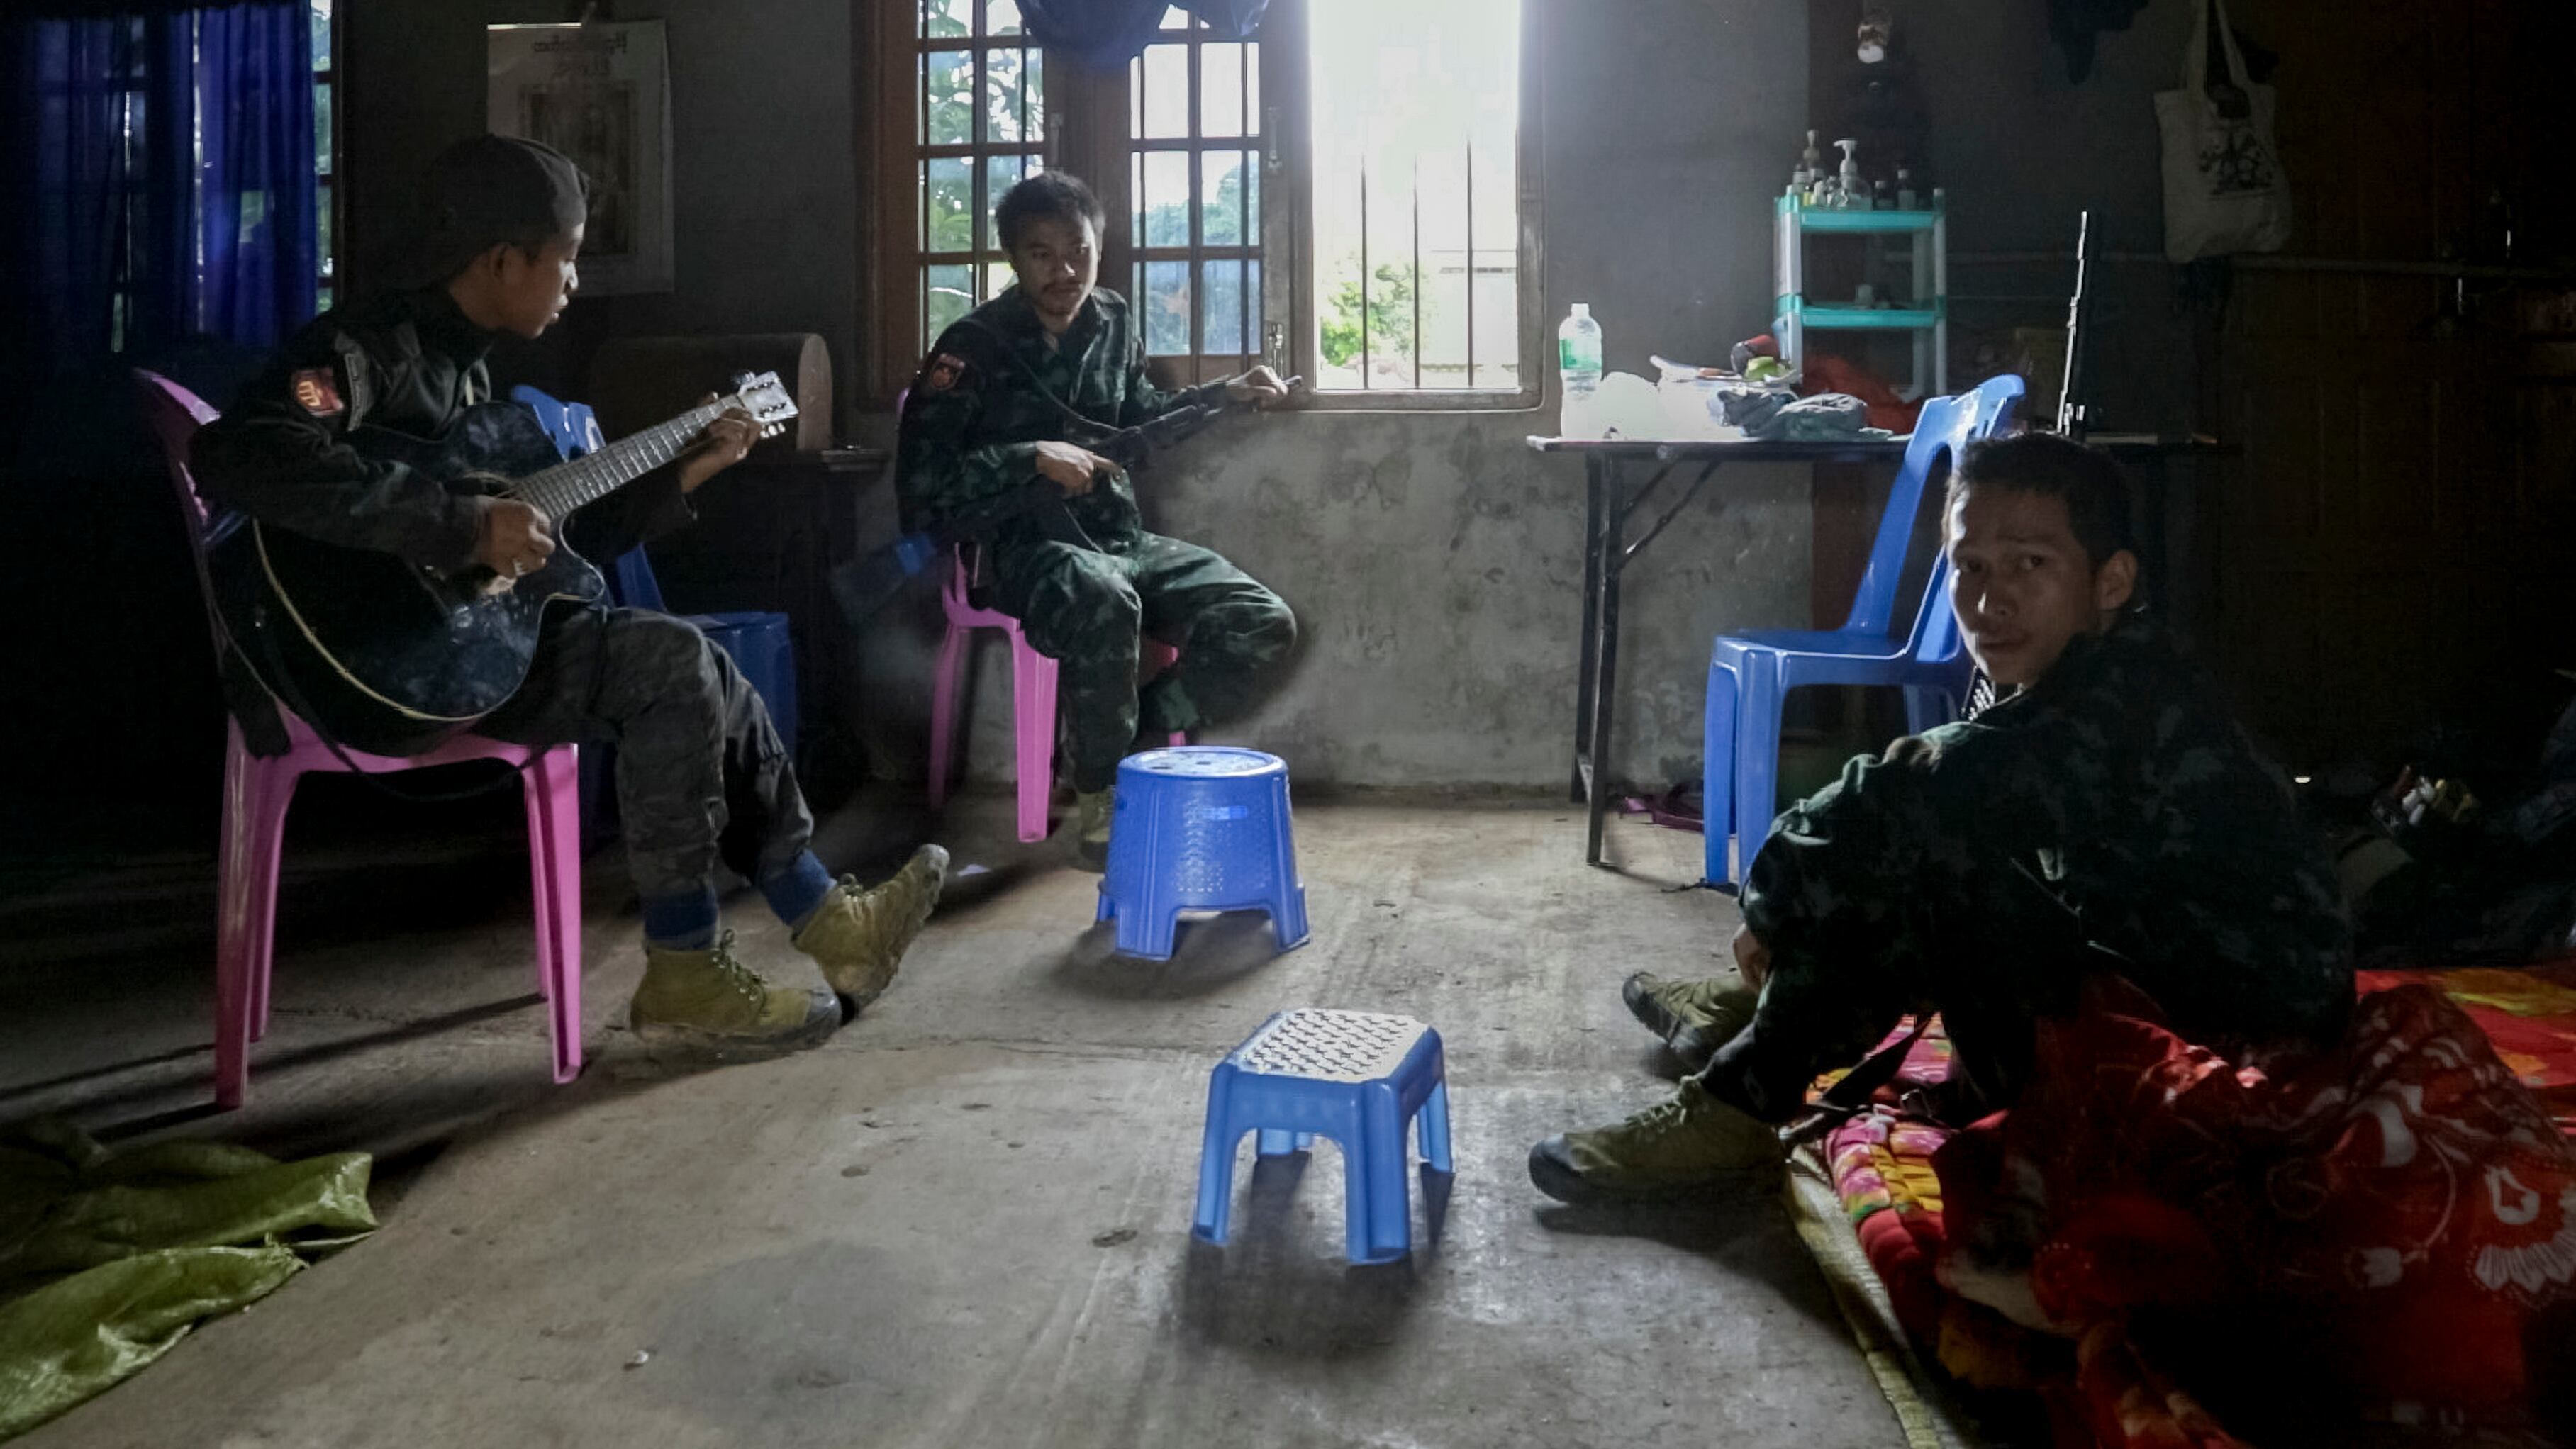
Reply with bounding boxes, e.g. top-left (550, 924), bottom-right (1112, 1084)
top-left (1, 793), bottom-right (1905, 1449)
